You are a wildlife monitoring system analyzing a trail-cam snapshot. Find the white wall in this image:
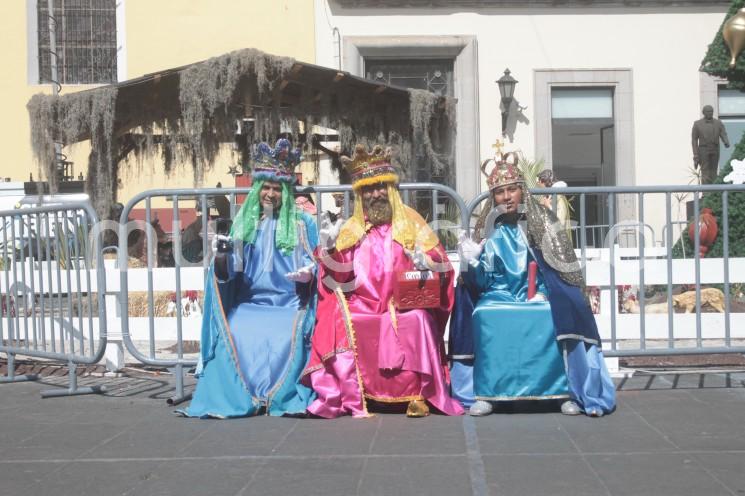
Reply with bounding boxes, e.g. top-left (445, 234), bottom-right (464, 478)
top-left (314, 1), bottom-right (725, 197)
top-left (313, 2), bottom-right (727, 245)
